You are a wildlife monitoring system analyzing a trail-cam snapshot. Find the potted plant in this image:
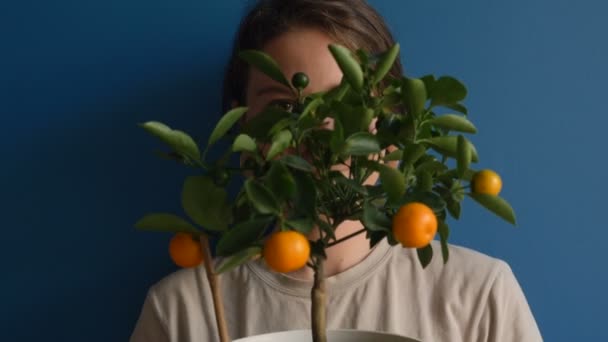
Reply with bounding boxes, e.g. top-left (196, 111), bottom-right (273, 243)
top-left (135, 43), bottom-right (515, 342)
